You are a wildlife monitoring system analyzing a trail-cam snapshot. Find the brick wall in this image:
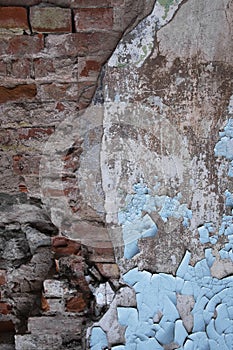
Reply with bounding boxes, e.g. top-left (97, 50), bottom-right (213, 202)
top-left (0, 1), bottom-right (155, 348)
